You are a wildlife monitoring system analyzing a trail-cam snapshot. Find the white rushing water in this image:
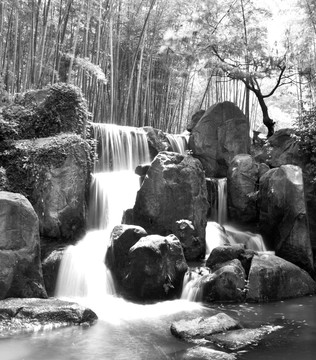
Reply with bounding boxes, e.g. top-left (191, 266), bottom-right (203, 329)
top-left (165, 133), bottom-right (188, 155)
top-left (55, 124), bottom-right (202, 322)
